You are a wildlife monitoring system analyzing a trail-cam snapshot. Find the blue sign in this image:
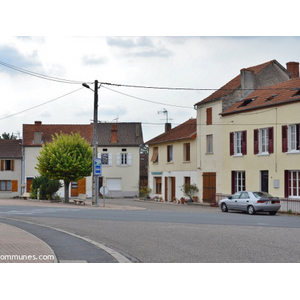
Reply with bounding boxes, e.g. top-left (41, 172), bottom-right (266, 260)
top-left (94, 158), bottom-right (102, 176)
